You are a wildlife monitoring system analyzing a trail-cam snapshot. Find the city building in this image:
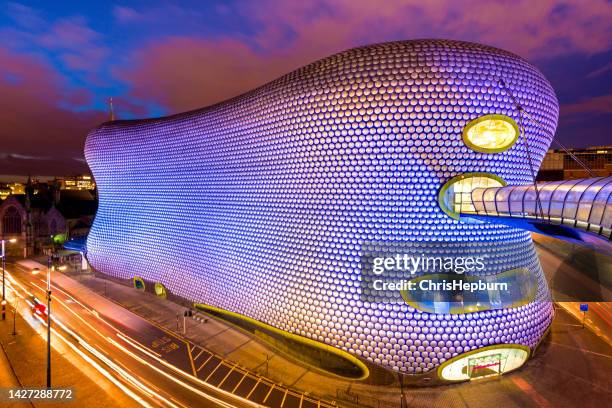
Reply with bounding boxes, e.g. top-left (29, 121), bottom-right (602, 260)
top-left (0, 185), bottom-right (10, 200)
top-left (538, 146), bottom-right (612, 180)
top-left (55, 174), bottom-right (97, 190)
top-left (0, 182), bottom-right (25, 200)
top-left (84, 40), bottom-right (558, 383)
top-left (0, 177), bottom-right (97, 257)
